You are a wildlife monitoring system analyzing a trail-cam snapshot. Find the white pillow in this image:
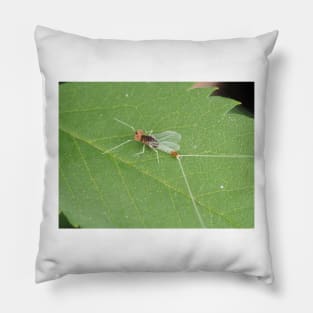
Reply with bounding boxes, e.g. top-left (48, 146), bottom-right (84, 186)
top-left (35, 25), bottom-right (278, 283)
